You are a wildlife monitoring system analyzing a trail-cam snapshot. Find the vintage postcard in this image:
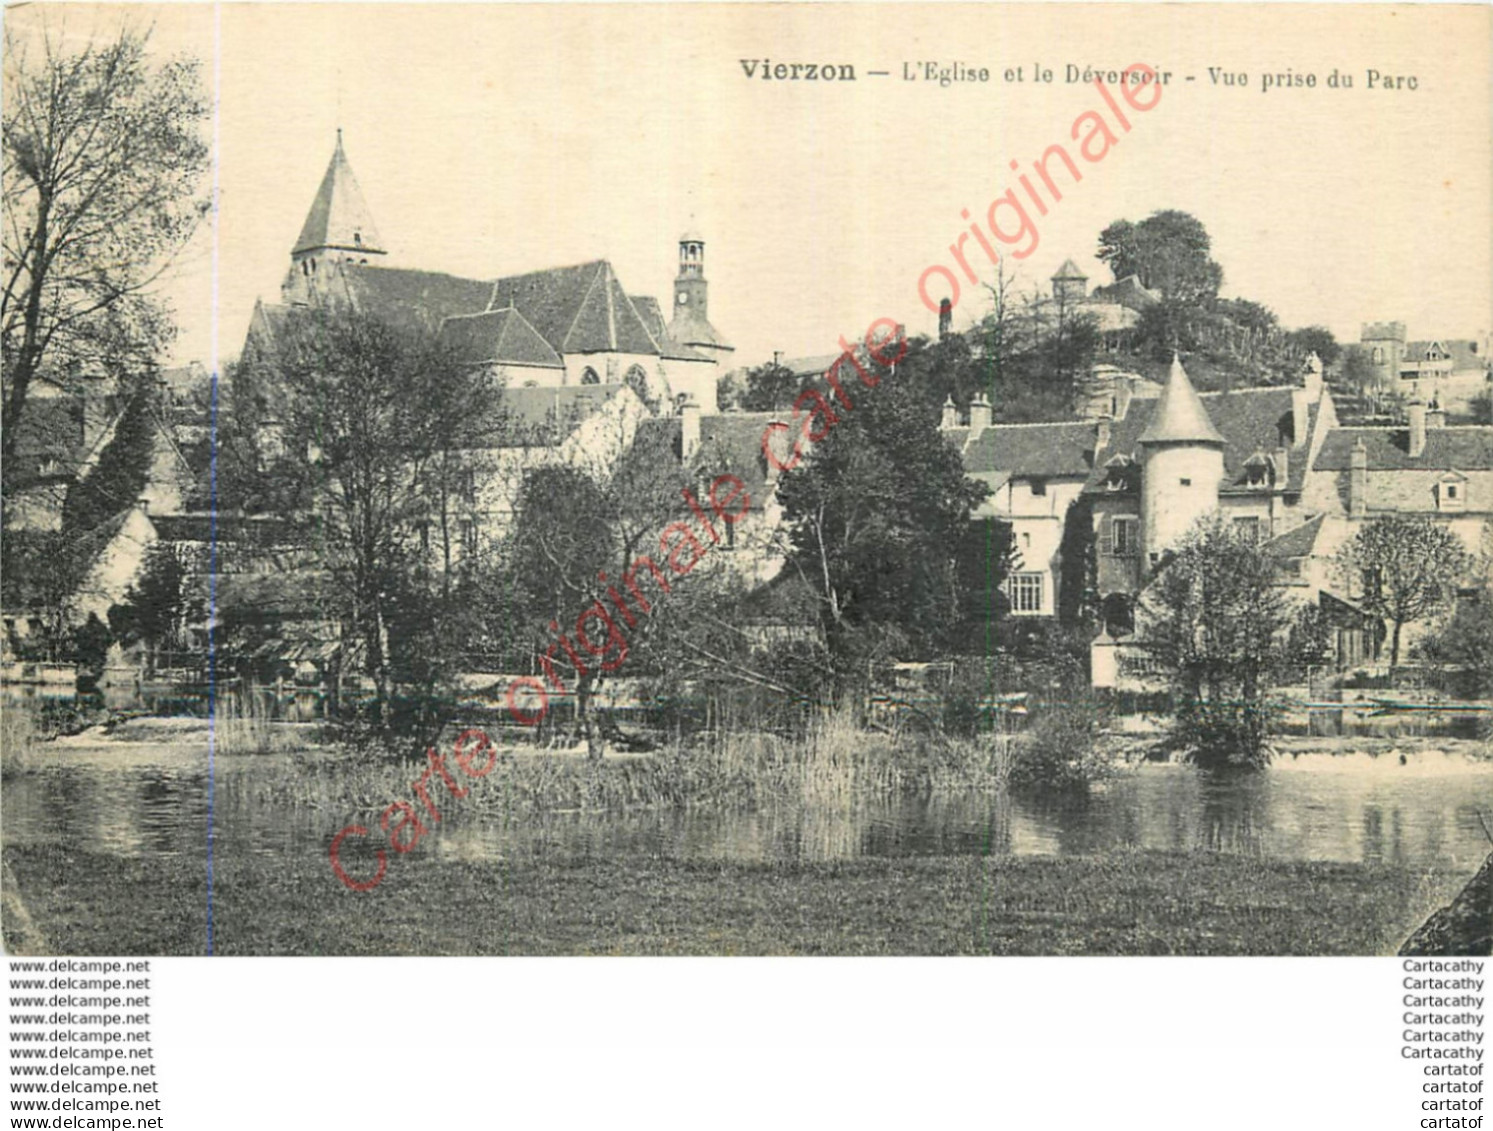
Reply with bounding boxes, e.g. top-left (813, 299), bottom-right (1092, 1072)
top-left (2, 3), bottom-right (1490, 957)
